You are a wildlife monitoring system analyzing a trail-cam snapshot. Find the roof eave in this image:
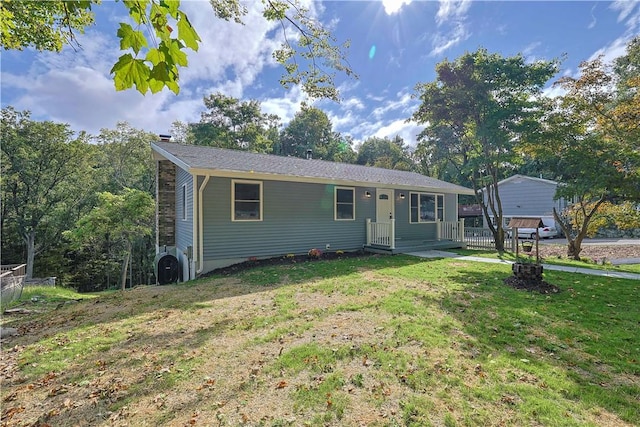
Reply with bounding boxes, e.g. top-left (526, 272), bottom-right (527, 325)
top-left (151, 142), bottom-right (191, 172)
top-left (189, 167), bottom-right (475, 194)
